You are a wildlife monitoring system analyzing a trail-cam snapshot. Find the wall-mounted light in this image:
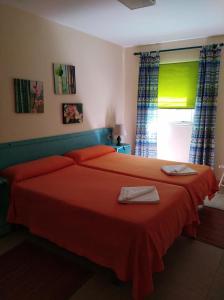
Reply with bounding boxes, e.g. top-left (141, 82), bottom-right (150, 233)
top-left (118, 0), bottom-right (156, 10)
top-left (113, 124), bottom-right (126, 146)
